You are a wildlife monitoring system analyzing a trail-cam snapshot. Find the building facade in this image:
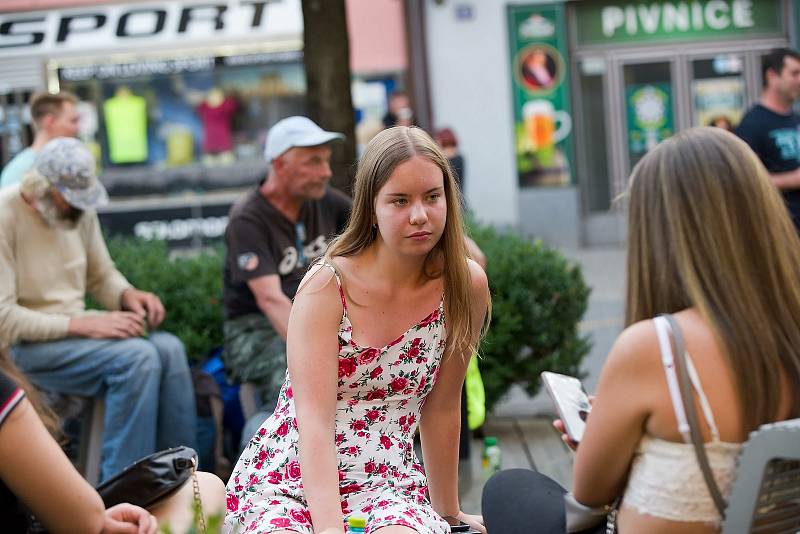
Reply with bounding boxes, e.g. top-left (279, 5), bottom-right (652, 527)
top-left (425, 0), bottom-right (800, 246)
top-left (0, 0), bottom-right (408, 246)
